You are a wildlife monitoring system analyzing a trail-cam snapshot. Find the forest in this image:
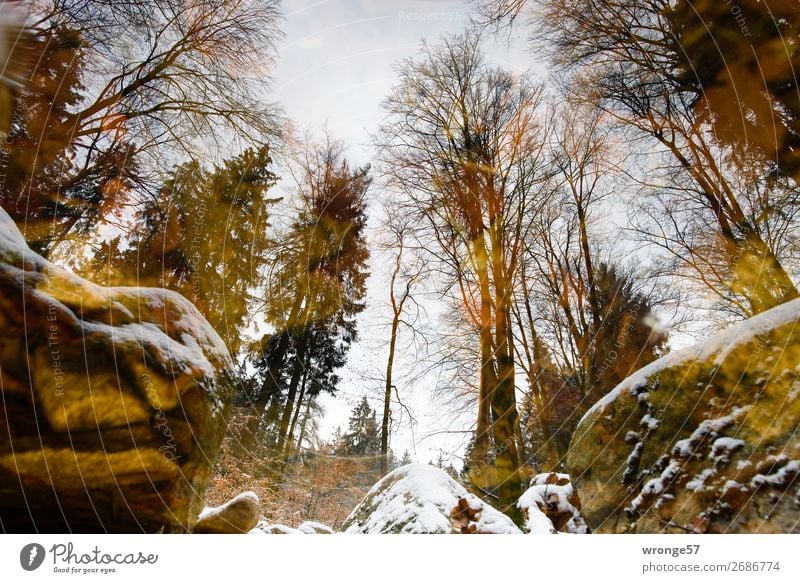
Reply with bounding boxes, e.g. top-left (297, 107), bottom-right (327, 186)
top-left (0, 0), bottom-right (799, 535)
